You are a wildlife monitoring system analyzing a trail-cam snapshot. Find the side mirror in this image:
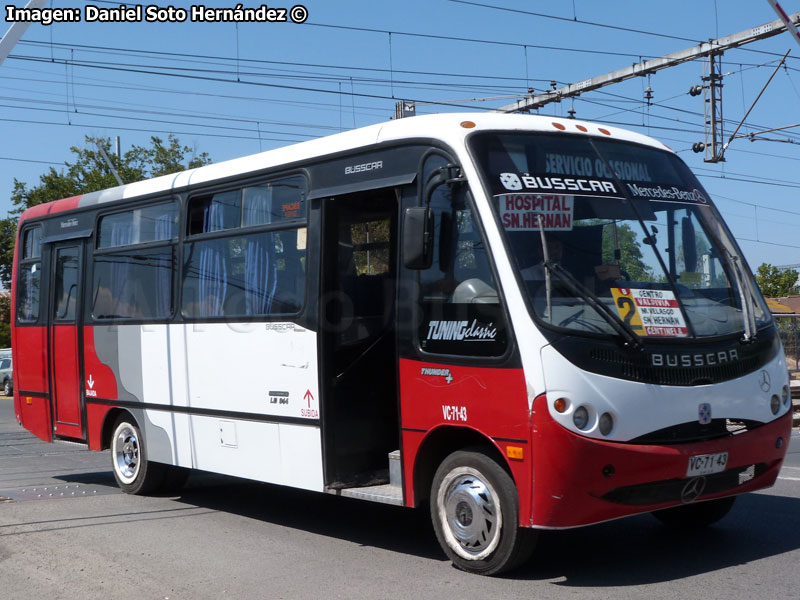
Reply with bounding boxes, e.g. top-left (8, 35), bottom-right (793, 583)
top-left (402, 207), bottom-right (434, 269)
